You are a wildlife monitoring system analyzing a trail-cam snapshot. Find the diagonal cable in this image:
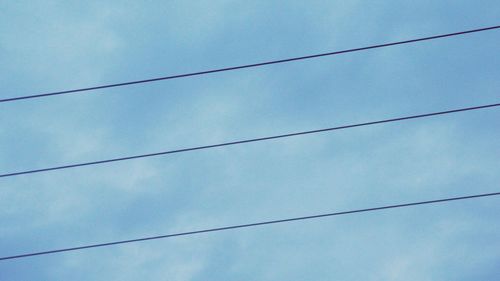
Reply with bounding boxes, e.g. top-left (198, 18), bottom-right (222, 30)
top-left (1, 25), bottom-right (499, 104)
top-left (1, 191), bottom-right (498, 261)
top-left (1, 102), bottom-right (499, 178)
